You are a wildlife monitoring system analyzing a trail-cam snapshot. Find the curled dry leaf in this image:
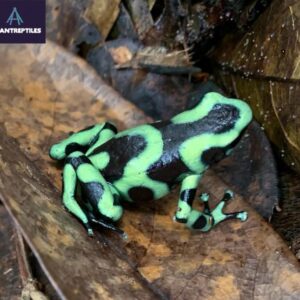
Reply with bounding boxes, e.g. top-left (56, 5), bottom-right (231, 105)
top-left (0, 42), bottom-right (299, 299)
top-left (114, 45), bottom-right (201, 75)
top-left (212, 0), bottom-right (300, 173)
